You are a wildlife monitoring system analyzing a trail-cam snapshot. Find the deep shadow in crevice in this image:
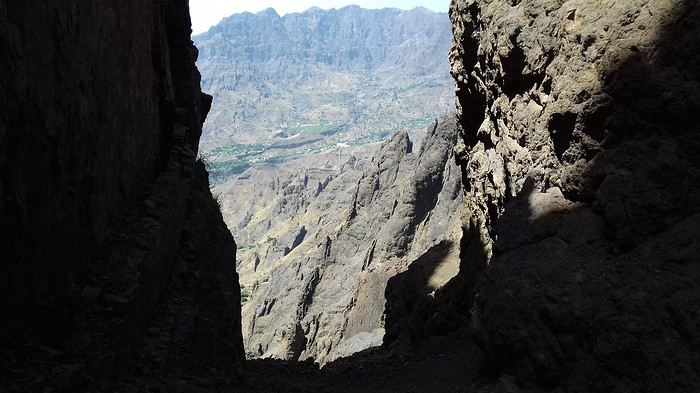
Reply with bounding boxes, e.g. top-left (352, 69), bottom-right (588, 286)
top-left (383, 240), bottom-right (455, 346)
top-left (548, 112), bottom-right (576, 160)
top-left (226, 239), bottom-right (479, 392)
